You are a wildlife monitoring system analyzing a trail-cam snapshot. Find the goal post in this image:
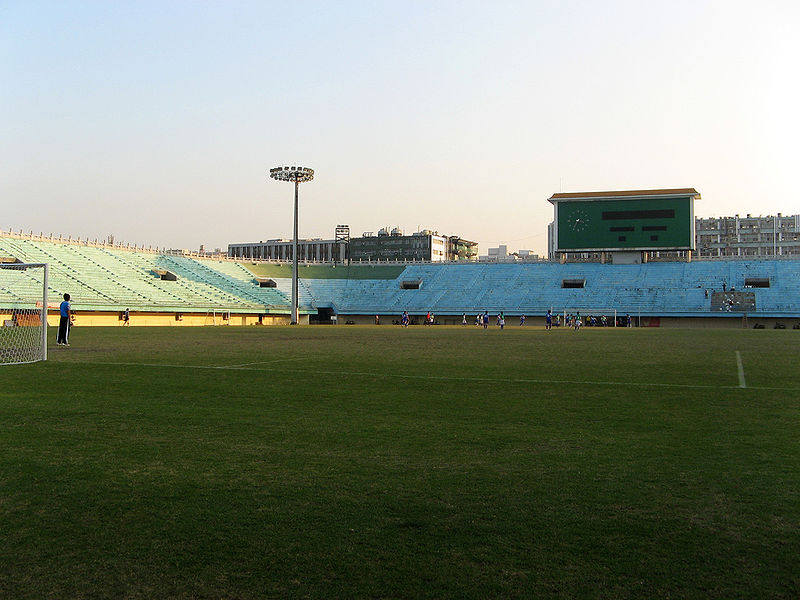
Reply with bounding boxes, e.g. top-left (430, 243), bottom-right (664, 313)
top-left (556, 308), bottom-right (627, 327)
top-left (204, 309), bottom-right (231, 326)
top-left (0, 262), bottom-right (49, 364)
